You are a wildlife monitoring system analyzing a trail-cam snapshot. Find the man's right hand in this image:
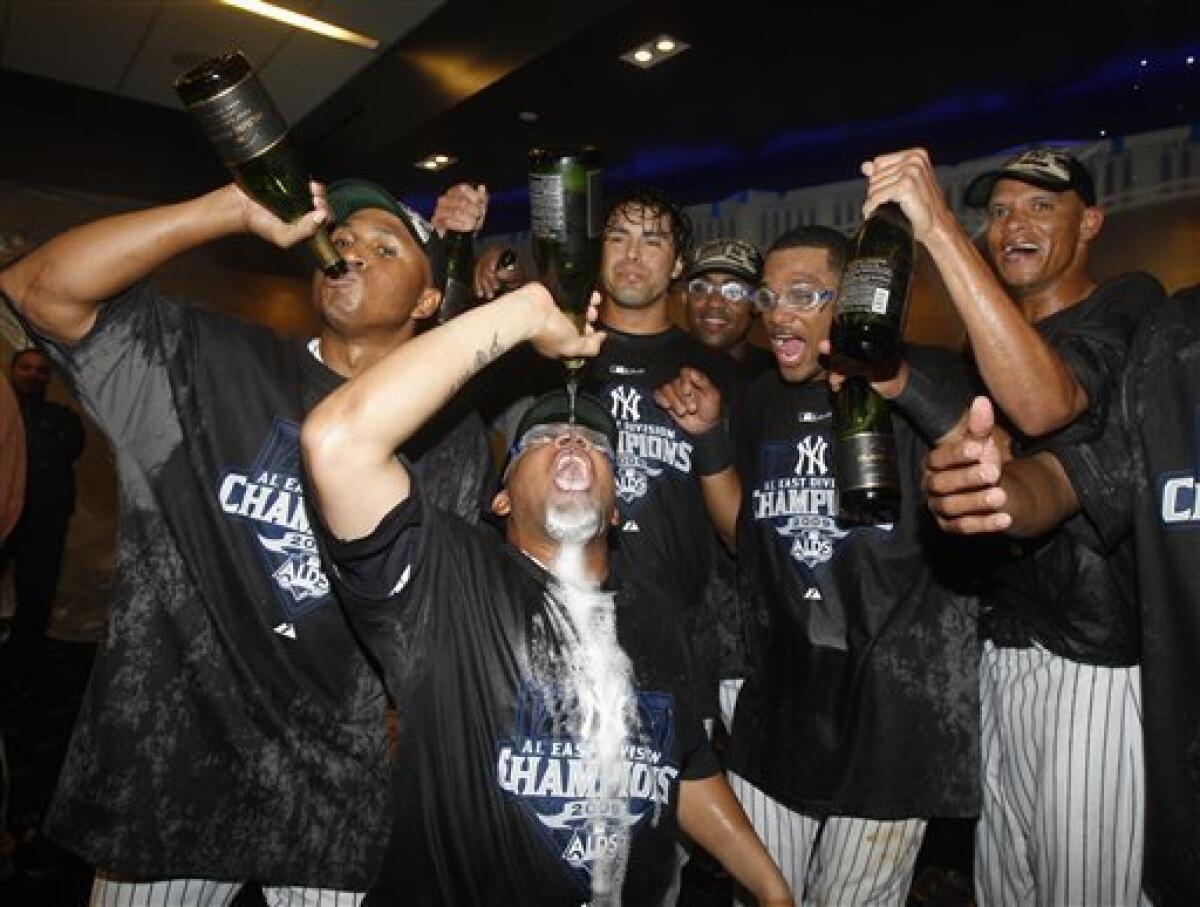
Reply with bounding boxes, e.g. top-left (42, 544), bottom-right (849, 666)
top-left (923, 396), bottom-right (1012, 534)
top-left (524, 285), bottom-right (606, 363)
top-left (474, 245), bottom-right (523, 299)
top-left (234, 180), bottom-right (332, 249)
top-left (654, 368), bottom-right (723, 435)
